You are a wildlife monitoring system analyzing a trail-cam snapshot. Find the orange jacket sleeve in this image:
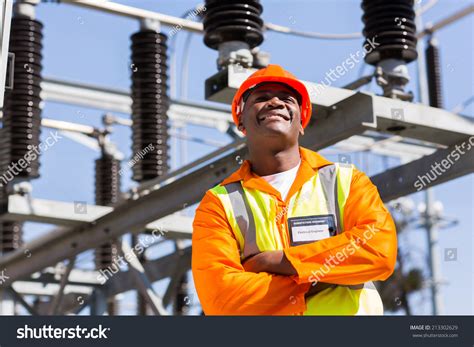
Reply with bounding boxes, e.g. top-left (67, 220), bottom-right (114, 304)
top-left (192, 190), bottom-right (310, 315)
top-left (283, 168), bottom-right (397, 286)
